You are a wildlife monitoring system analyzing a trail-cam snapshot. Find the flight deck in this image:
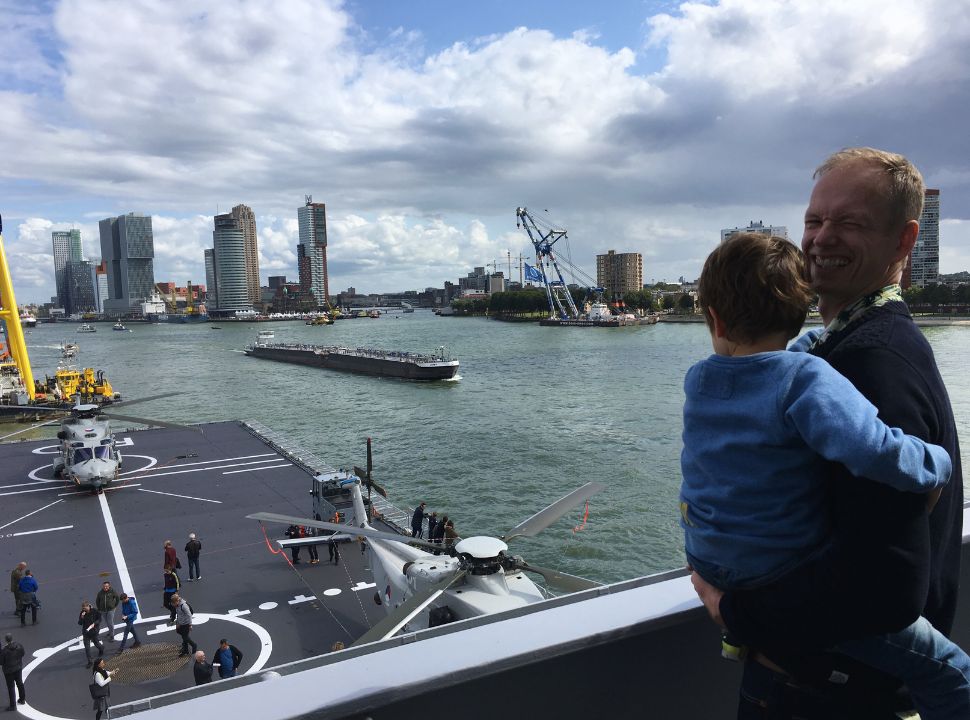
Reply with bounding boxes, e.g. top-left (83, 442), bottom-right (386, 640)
top-left (0, 421), bottom-right (385, 720)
